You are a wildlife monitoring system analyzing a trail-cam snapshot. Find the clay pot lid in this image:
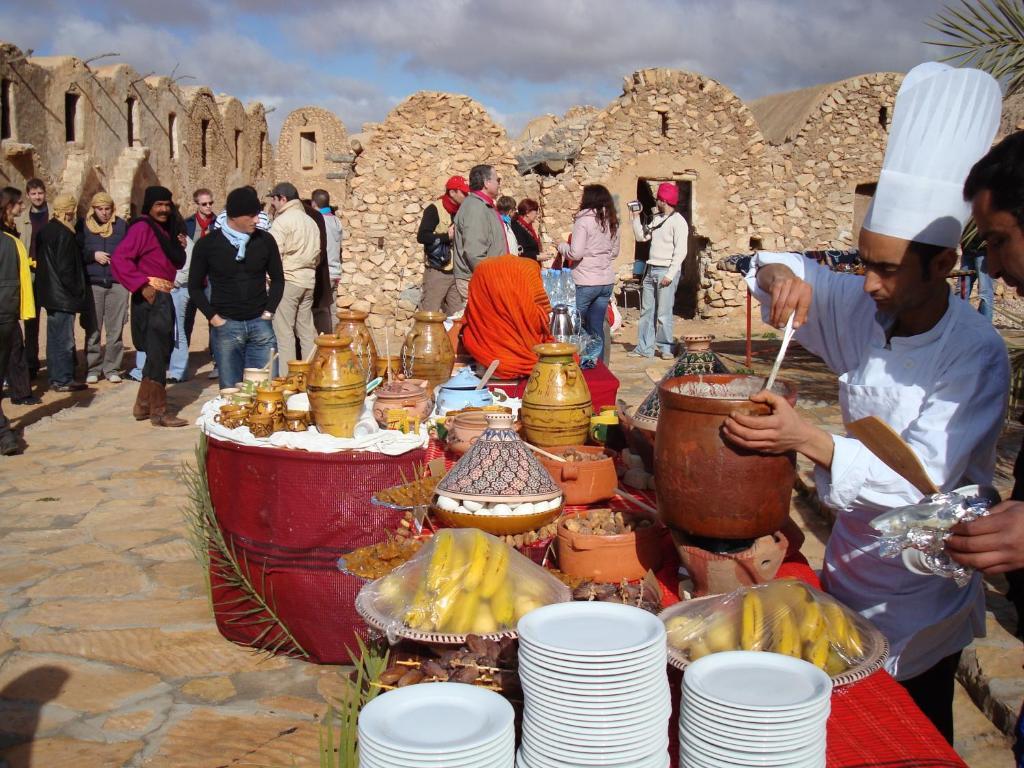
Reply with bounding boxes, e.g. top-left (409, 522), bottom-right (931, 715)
top-left (315, 334), bottom-right (353, 347)
top-left (436, 412), bottom-right (561, 503)
top-left (682, 334), bottom-right (715, 351)
top-left (440, 367), bottom-right (484, 391)
top-left (377, 379), bottom-right (427, 397)
top-left (532, 342), bottom-right (577, 357)
top-left (336, 308), bottom-right (368, 320)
